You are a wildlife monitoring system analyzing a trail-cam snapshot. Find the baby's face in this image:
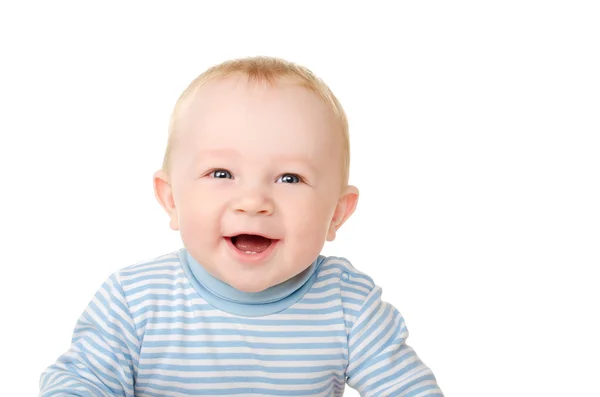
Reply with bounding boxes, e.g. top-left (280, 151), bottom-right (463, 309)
top-left (161, 75), bottom-right (356, 293)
